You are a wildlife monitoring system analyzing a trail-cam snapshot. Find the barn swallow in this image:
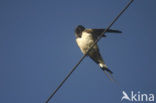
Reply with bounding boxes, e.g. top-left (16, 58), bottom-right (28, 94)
top-left (75, 25), bottom-right (122, 80)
